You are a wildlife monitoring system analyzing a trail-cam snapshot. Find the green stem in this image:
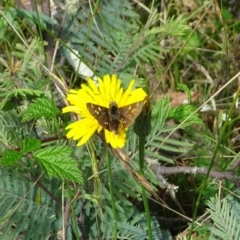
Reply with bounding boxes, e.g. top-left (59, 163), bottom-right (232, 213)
top-left (139, 137), bottom-right (152, 240)
top-left (107, 149), bottom-right (117, 239)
